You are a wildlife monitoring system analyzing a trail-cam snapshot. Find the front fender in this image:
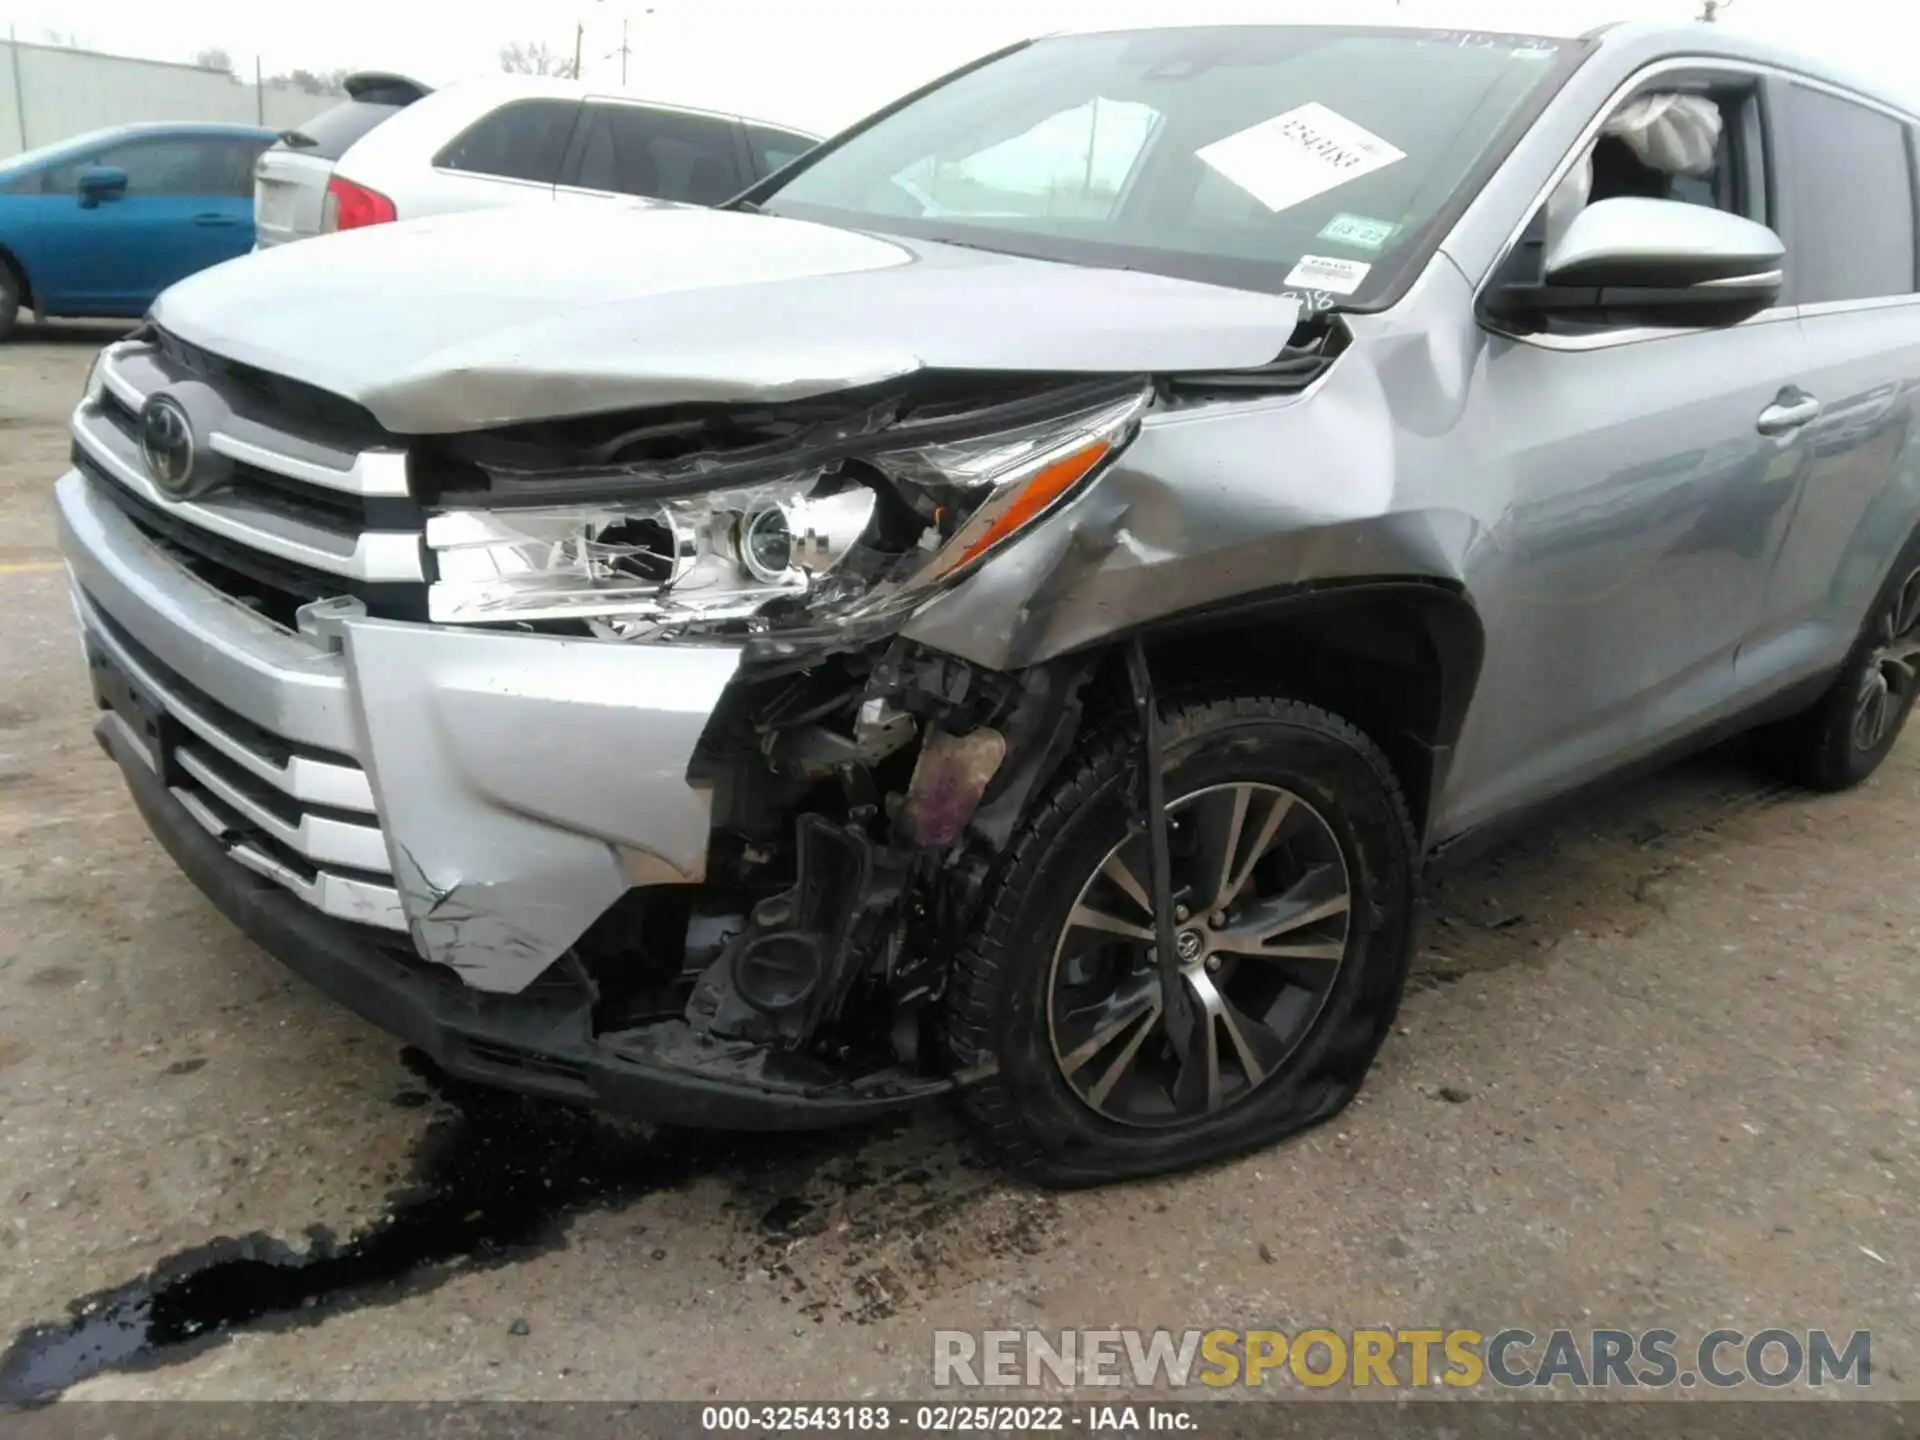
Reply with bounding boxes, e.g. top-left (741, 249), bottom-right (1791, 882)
top-left (902, 259), bottom-right (1489, 671)
top-left (901, 404), bottom-right (1480, 671)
